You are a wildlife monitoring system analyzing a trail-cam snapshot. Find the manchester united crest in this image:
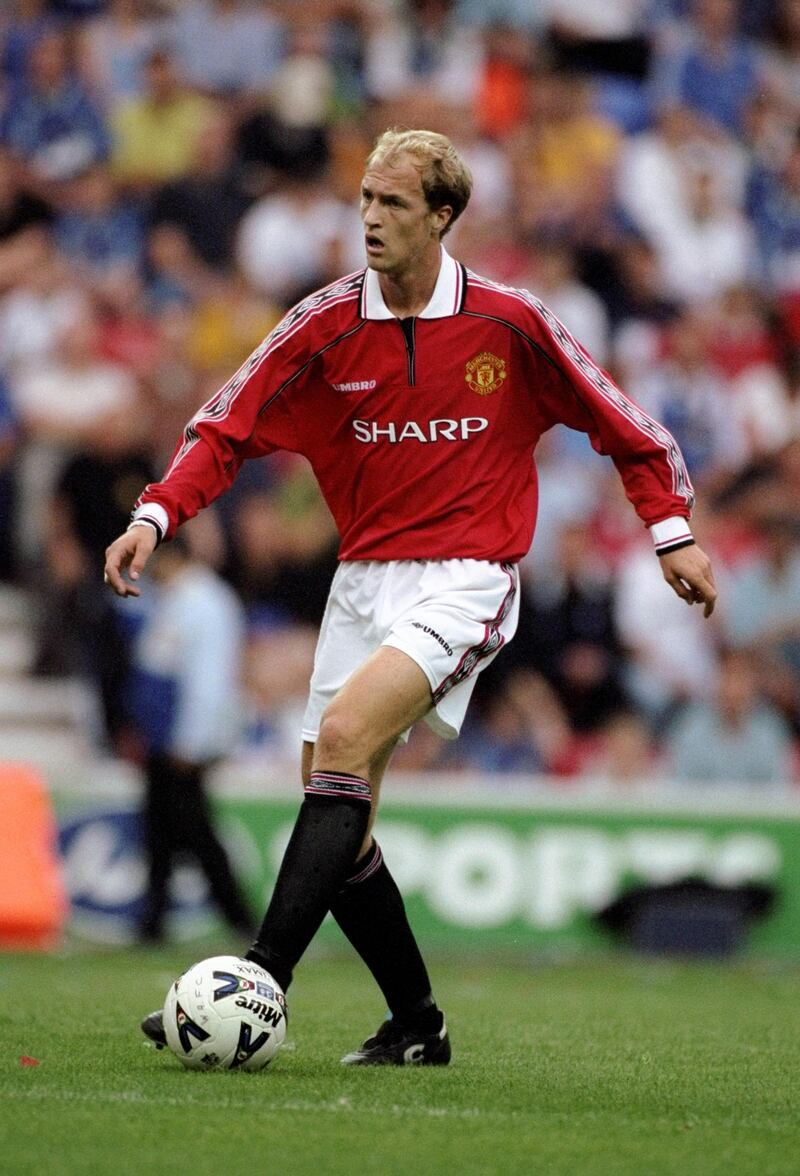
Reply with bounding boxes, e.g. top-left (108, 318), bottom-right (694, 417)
top-left (465, 352), bottom-right (507, 395)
